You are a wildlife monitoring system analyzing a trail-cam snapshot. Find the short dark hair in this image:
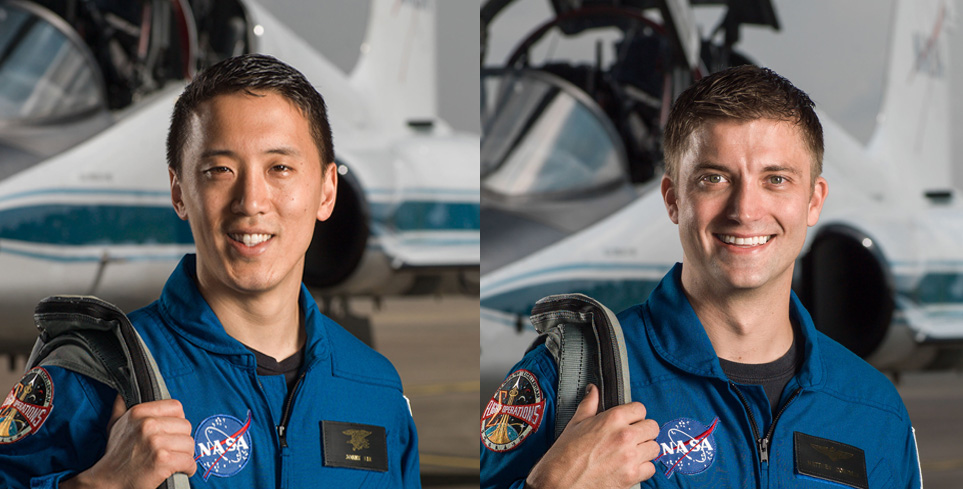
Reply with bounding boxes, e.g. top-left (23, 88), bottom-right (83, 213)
top-left (167, 54), bottom-right (334, 173)
top-left (663, 65), bottom-right (823, 184)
